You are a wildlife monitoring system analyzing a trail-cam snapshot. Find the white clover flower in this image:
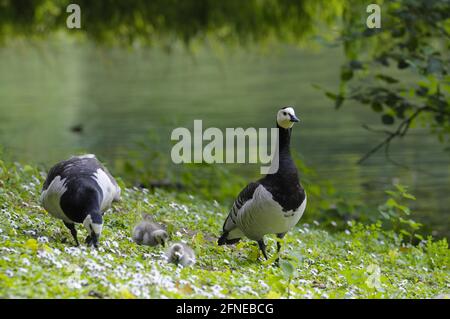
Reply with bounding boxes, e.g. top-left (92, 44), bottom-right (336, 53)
top-left (135, 262), bottom-right (144, 270)
top-left (37, 250), bottom-right (53, 260)
top-left (18, 267), bottom-right (28, 274)
top-left (21, 258), bottom-right (31, 266)
top-left (65, 247), bottom-right (81, 256)
top-left (65, 277), bottom-right (83, 289)
top-left (258, 280), bottom-right (269, 290)
top-left (37, 236), bottom-right (48, 243)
